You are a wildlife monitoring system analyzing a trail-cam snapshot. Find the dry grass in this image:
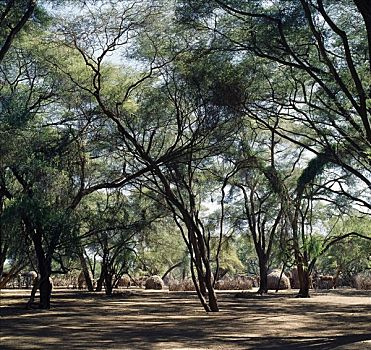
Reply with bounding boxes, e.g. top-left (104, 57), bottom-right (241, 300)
top-left (169, 277), bottom-right (253, 292)
top-left (168, 279), bottom-right (195, 291)
top-left (354, 273), bottom-right (371, 290)
top-left (215, 277), bottom-right (253, 290)
top-left (0, 288), bottom-right (370, 349)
